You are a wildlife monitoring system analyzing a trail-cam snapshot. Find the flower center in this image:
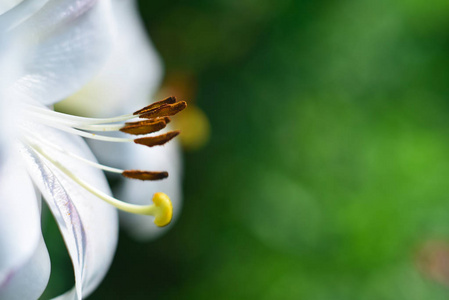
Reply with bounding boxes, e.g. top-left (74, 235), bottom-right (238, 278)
top-left (21, 96), bottom-right (186, 227)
